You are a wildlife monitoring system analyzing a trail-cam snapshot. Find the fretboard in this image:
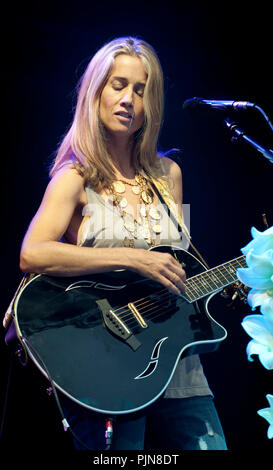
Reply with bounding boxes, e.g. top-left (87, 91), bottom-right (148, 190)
top-left (184, 255), bottom-right (247, 302)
